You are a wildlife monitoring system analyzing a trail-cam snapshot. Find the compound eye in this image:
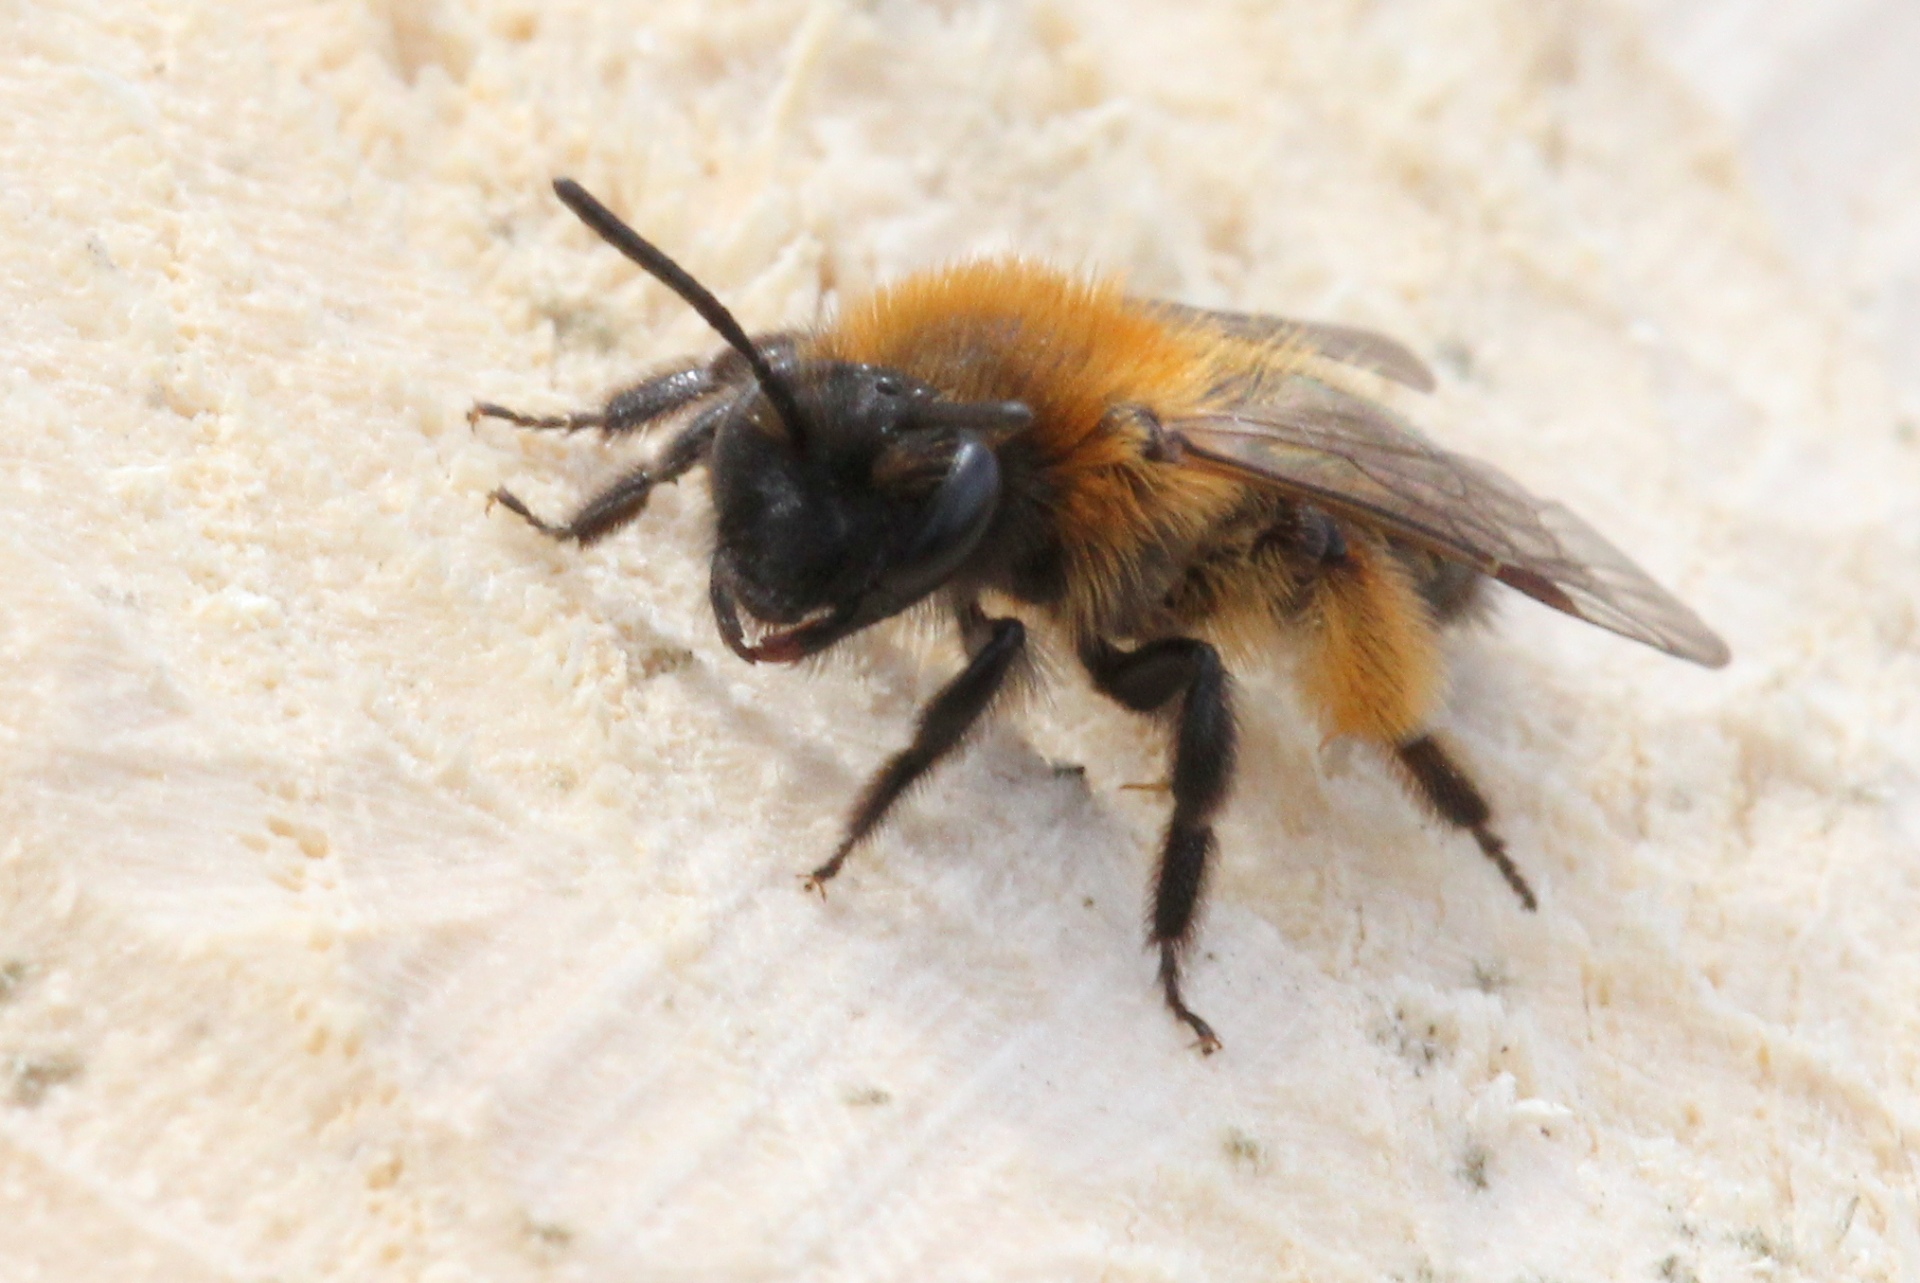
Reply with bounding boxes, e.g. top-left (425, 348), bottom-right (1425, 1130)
top-left (876, 436), bottom-right (1001, 605)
